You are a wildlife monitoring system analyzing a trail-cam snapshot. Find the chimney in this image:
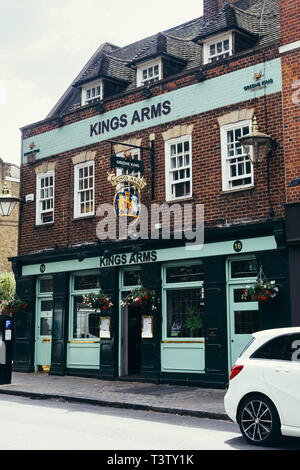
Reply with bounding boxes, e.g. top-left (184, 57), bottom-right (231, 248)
top-left (204, 0), bottom-right (218, 22)
top-left (204, 0), bottom-right (239, 22)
